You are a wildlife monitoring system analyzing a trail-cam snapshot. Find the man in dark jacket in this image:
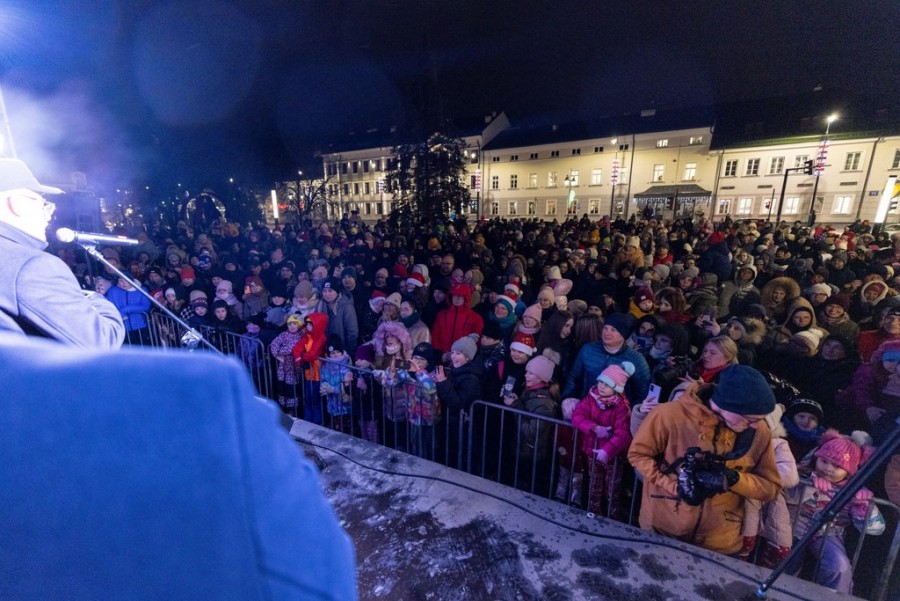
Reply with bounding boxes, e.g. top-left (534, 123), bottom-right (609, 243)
top-left (317, 277), bottom-right (359, 355)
